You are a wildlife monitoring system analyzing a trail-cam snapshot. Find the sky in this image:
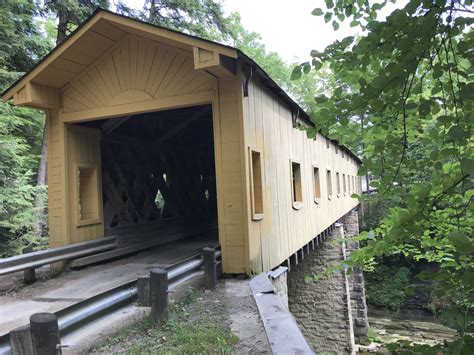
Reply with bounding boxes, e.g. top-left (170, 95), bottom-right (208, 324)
top-left (122, 0), bottom-right (405, 63)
